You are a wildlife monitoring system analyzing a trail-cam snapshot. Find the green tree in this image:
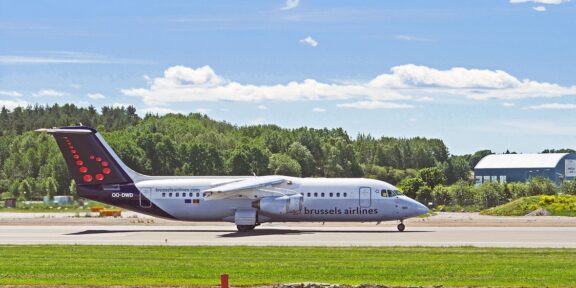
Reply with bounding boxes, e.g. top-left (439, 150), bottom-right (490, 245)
top-left (560, 180), bottom-right (576, 195)
top-left (418, 167), bottom-right (446, 189)
top-left (287, 142), bottom-right (315, 177)
top-left (416, 186), bottom-right (433, 205)
top-left (398, 176), bottom-right (426, 199)
top-left (433, 185), bottom-right (453, 206)
top-left (44, 177), bottom-right (58, 200)
top-left (450, 180), bottom-right (476, 206)
top-left (475, 182), bottom-right (507, 208)
top-left (268, 154), bottom-right (301, 176)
